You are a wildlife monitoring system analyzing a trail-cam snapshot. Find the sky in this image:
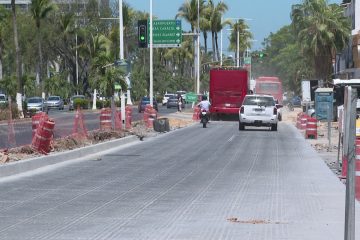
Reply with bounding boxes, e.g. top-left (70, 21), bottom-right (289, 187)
top-left (126, 0), bottom-right (342, 53)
